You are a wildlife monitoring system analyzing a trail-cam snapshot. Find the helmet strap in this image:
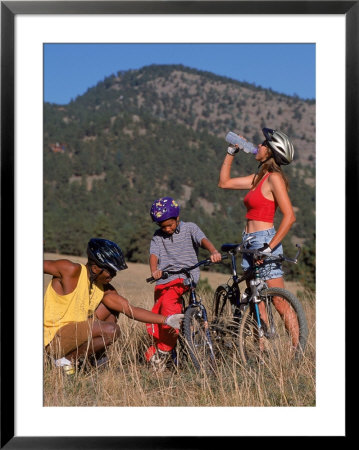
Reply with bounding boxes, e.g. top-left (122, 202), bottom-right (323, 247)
top-left (87, 264), bottom-right (104, 292)
top-left (175, 218), bottom-right (180, 234)
top-left (257, 156), bottom-right (272, 171)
